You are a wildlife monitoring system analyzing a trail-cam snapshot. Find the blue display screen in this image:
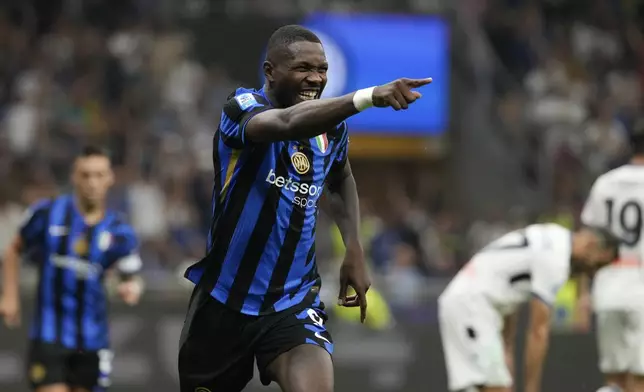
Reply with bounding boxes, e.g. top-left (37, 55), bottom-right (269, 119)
top-left (300, 13), bottom-right (451, 135)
